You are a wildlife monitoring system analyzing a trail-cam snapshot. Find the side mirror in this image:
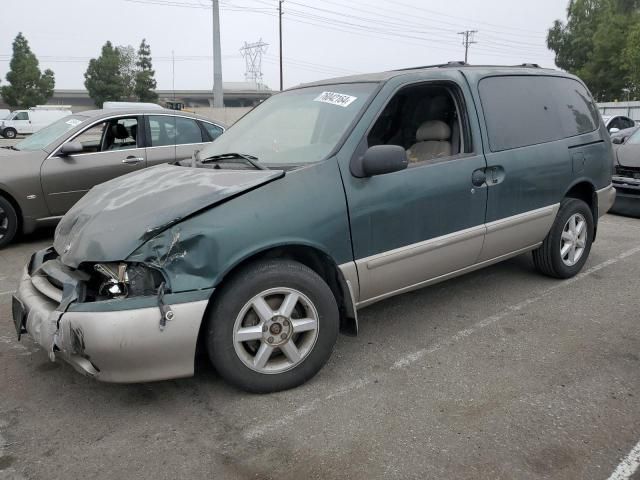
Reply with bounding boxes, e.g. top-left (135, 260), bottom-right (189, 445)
top-left (609, 127), bottom-right (620, 134)
top-left (351, 145), bottom-right (408, 178)
top-left (612, 136), bottom-right (624, 145)
top-left (59, 141), bottom-right (84, 156)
